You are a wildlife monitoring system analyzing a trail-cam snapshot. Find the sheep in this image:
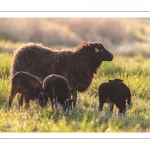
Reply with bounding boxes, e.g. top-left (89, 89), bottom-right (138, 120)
top-left (98, 79), bottom-right (131, 115)
top-left (43, 74), bottom-right (73, 112)
top-left (10, 41), bottom-right (113, 107)
top-left (8, 71), bottom-right (48, 109)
